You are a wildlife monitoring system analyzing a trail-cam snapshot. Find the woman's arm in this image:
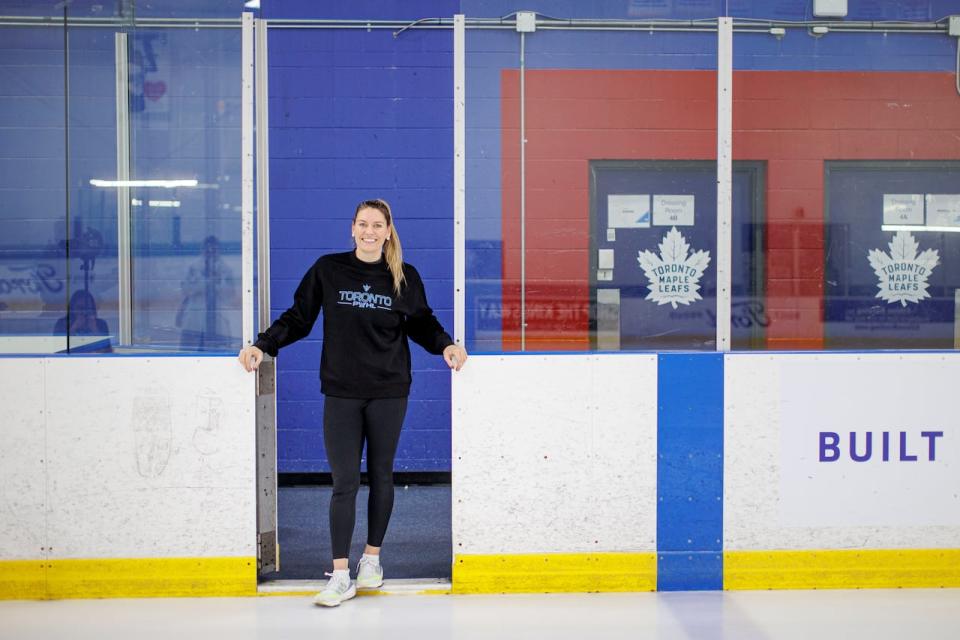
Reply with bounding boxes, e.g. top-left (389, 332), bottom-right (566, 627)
top-left (239, 260), bottom-right (324, 370)
top-left (404, 265), bottom-right (468, 370)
